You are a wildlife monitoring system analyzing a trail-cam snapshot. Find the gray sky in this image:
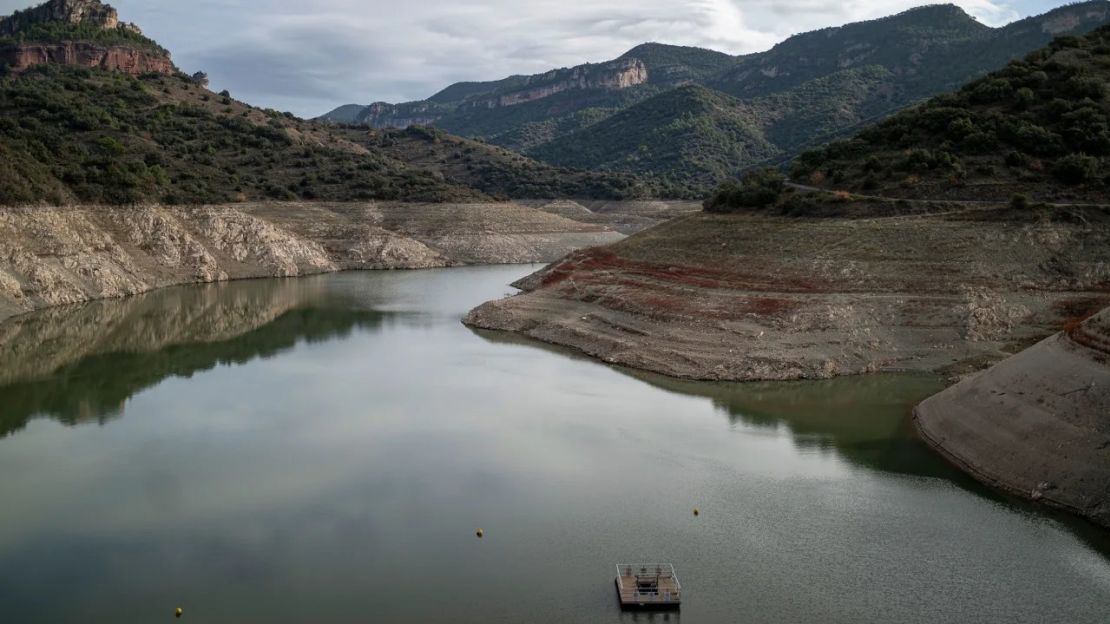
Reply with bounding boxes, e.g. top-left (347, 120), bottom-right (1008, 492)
top-left (0, 0), bottom-right (1073, 117)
